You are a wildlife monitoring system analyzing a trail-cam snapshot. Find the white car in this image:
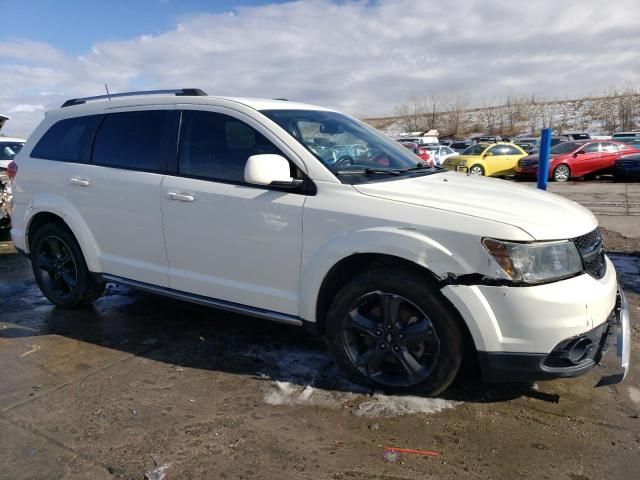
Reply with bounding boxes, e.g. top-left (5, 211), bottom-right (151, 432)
top-left (422, 145), bottom-right (459, 165)
top-left (10, 89), bottom-right (629, 395)
top-left (0, 137), bottom-right (25, 170)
